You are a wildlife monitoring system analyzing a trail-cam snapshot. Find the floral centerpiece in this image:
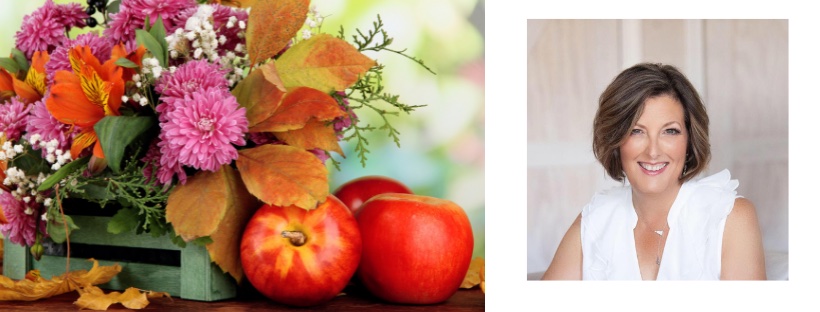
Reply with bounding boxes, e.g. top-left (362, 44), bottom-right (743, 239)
top-left (0, 0), bottom-right (430, 283)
